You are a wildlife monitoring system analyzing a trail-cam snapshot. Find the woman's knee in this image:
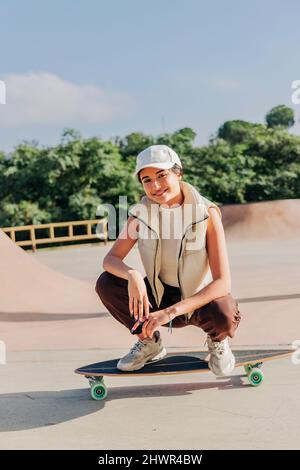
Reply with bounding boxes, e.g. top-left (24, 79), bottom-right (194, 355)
top-left (211, 294), bottom-right (241, 338)
top-left (95, 271), bottom-right (118, 301)
top-left (95, 272), bottom-right (108, 299)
